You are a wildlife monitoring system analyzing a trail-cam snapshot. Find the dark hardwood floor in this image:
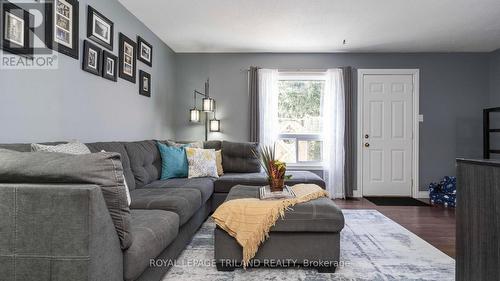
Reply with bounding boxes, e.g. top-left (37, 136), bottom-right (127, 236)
top-left (333, 198), bottom-right (456, 258)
